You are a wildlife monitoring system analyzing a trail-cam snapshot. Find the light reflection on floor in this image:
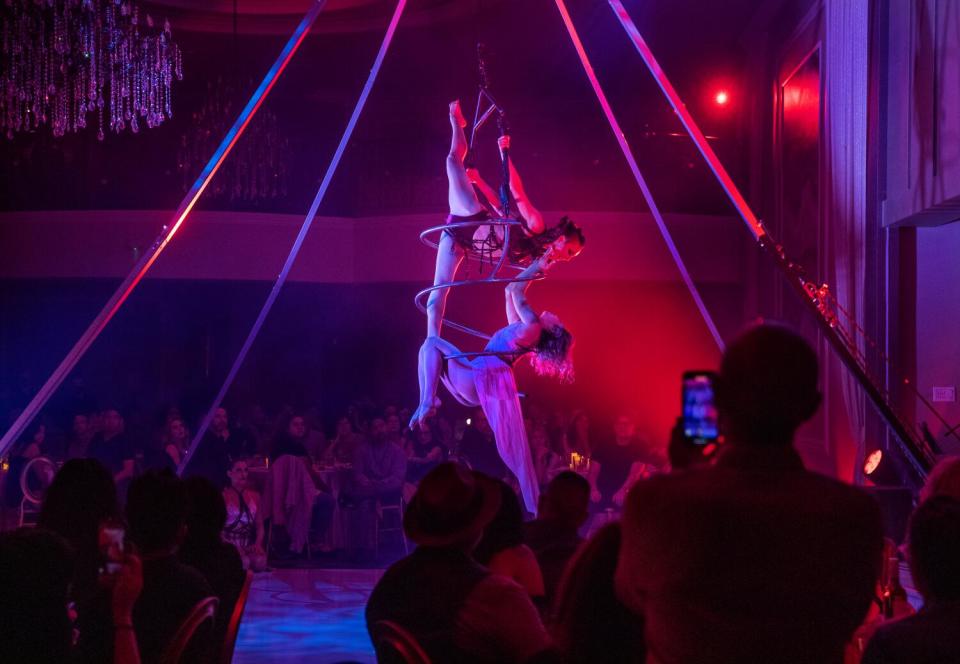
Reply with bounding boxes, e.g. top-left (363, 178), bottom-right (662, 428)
top-left (233, 568), bottom-right (383, 663)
